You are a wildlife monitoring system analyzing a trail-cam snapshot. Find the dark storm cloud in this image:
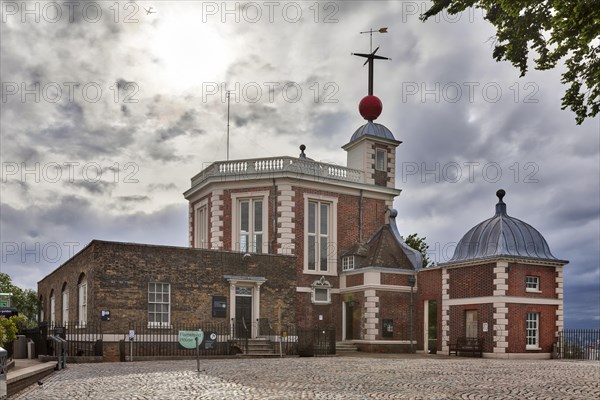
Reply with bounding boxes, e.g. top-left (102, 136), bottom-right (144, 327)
top-left (156, 110), bottom-right (205, 141)
top-left (116, 195), bottom-right (150, 203)
top-left (66, 179), bottom-right (116, 195)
